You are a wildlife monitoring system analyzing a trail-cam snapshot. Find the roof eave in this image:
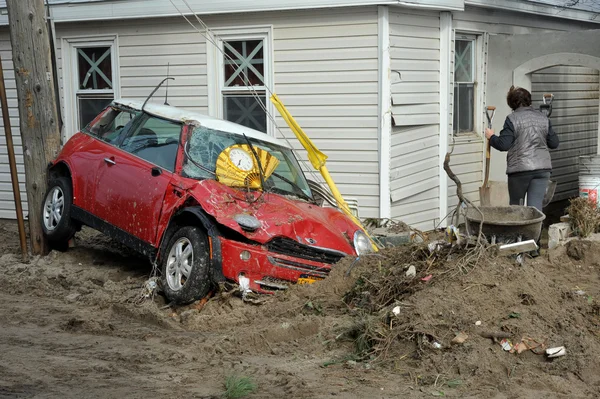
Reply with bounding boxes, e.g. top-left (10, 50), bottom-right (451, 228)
top-left (465, 0), bottom-right (600, 25)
